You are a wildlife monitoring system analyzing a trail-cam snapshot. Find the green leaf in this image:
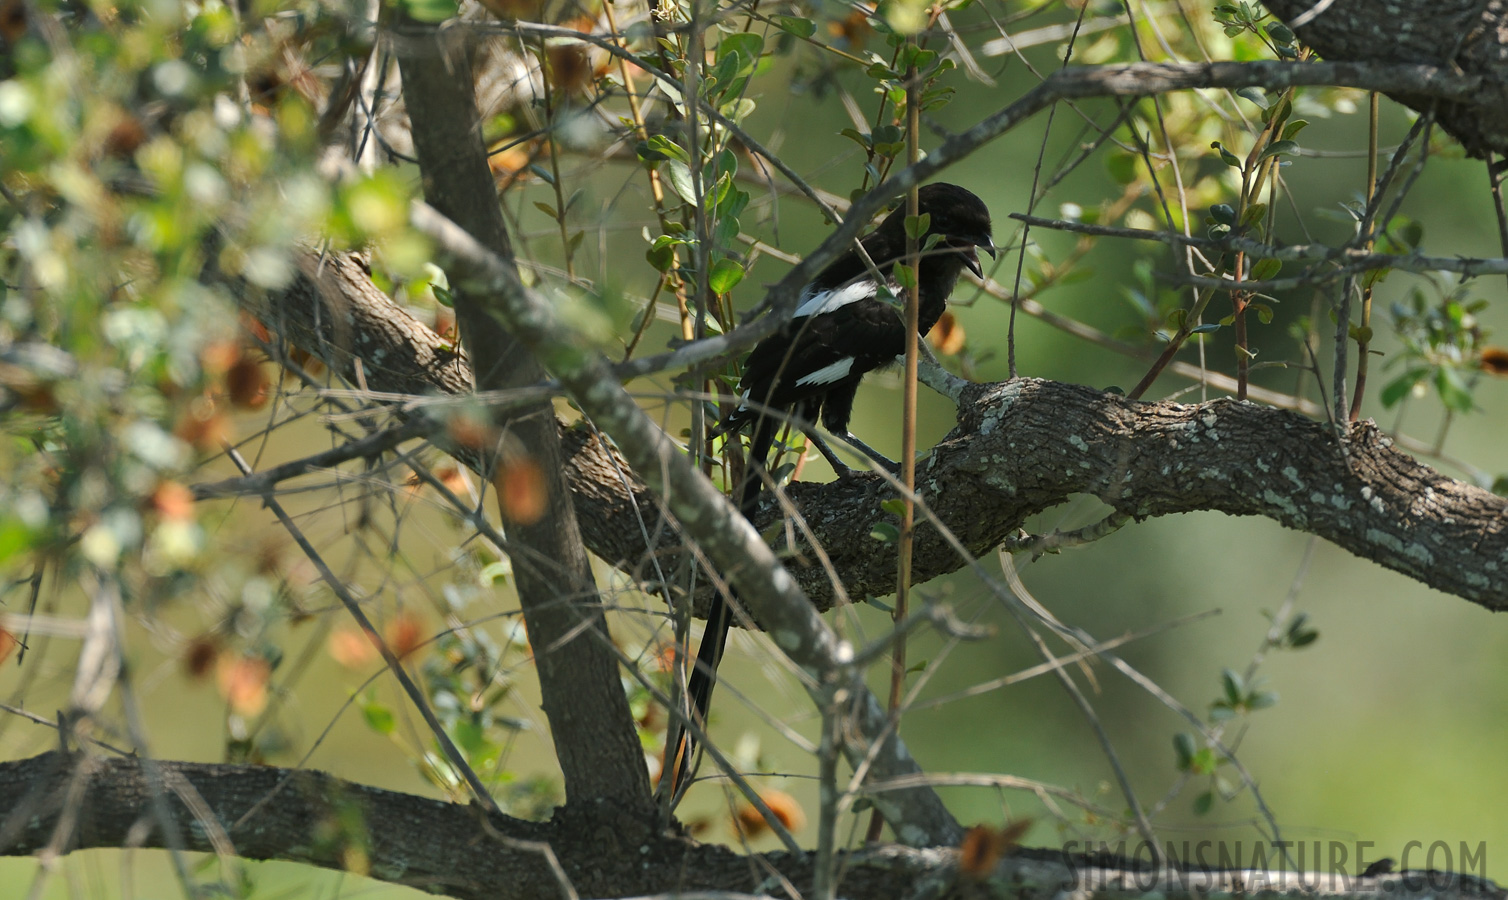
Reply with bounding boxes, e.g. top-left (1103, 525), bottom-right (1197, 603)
top-left (1248, 690), bottom-right (1279, 710)
top-left (362, 701), bottom-right (396, 735)
top-left (1173, 732), bottom-right (1196, 770)
top-left (870, 522), bottom-right (900, 542)
top-left (777, 15), bottom-right (816, 38)
top-left (643, 134), bottom-right (690, 165)
top-left (1193, 791), bottom-right (1214, 816)
top-left (708, 258), bottom-right (744, 295)
top-left (533, 201), bottom-right (558, 219)
top-left (1106, 152), bottom-right (1139, 184)
top-left (1235, 87), bottom-right (1268, 108)
top-left (1435, 366), bottom-right (1475, 413)
top-left (1210, 141), bottom-right (1241, 167)
top-left (1258, 139), bottom-right (1299, 162)
top-left (1249, 258), bottom-right (1282, 281)
top-left (1281, 119), bottom-right (1309, 141)
top-left (904, 212), bottom-right (931, 241)
top-left (894, 264), bottom-right (916, 290)
top-left (880, 498), bottom-right (908, 517)
top-left (1221, 668), bottom-right (1244, 705)
top-left (431, 284), bottom-right (455, 308)
top-left (1191, 322), bottom-right (1221, 334)
top-left (663, 160), bottom-right (696, 203)
top-left (399, 0), bottom-right (458, 22)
